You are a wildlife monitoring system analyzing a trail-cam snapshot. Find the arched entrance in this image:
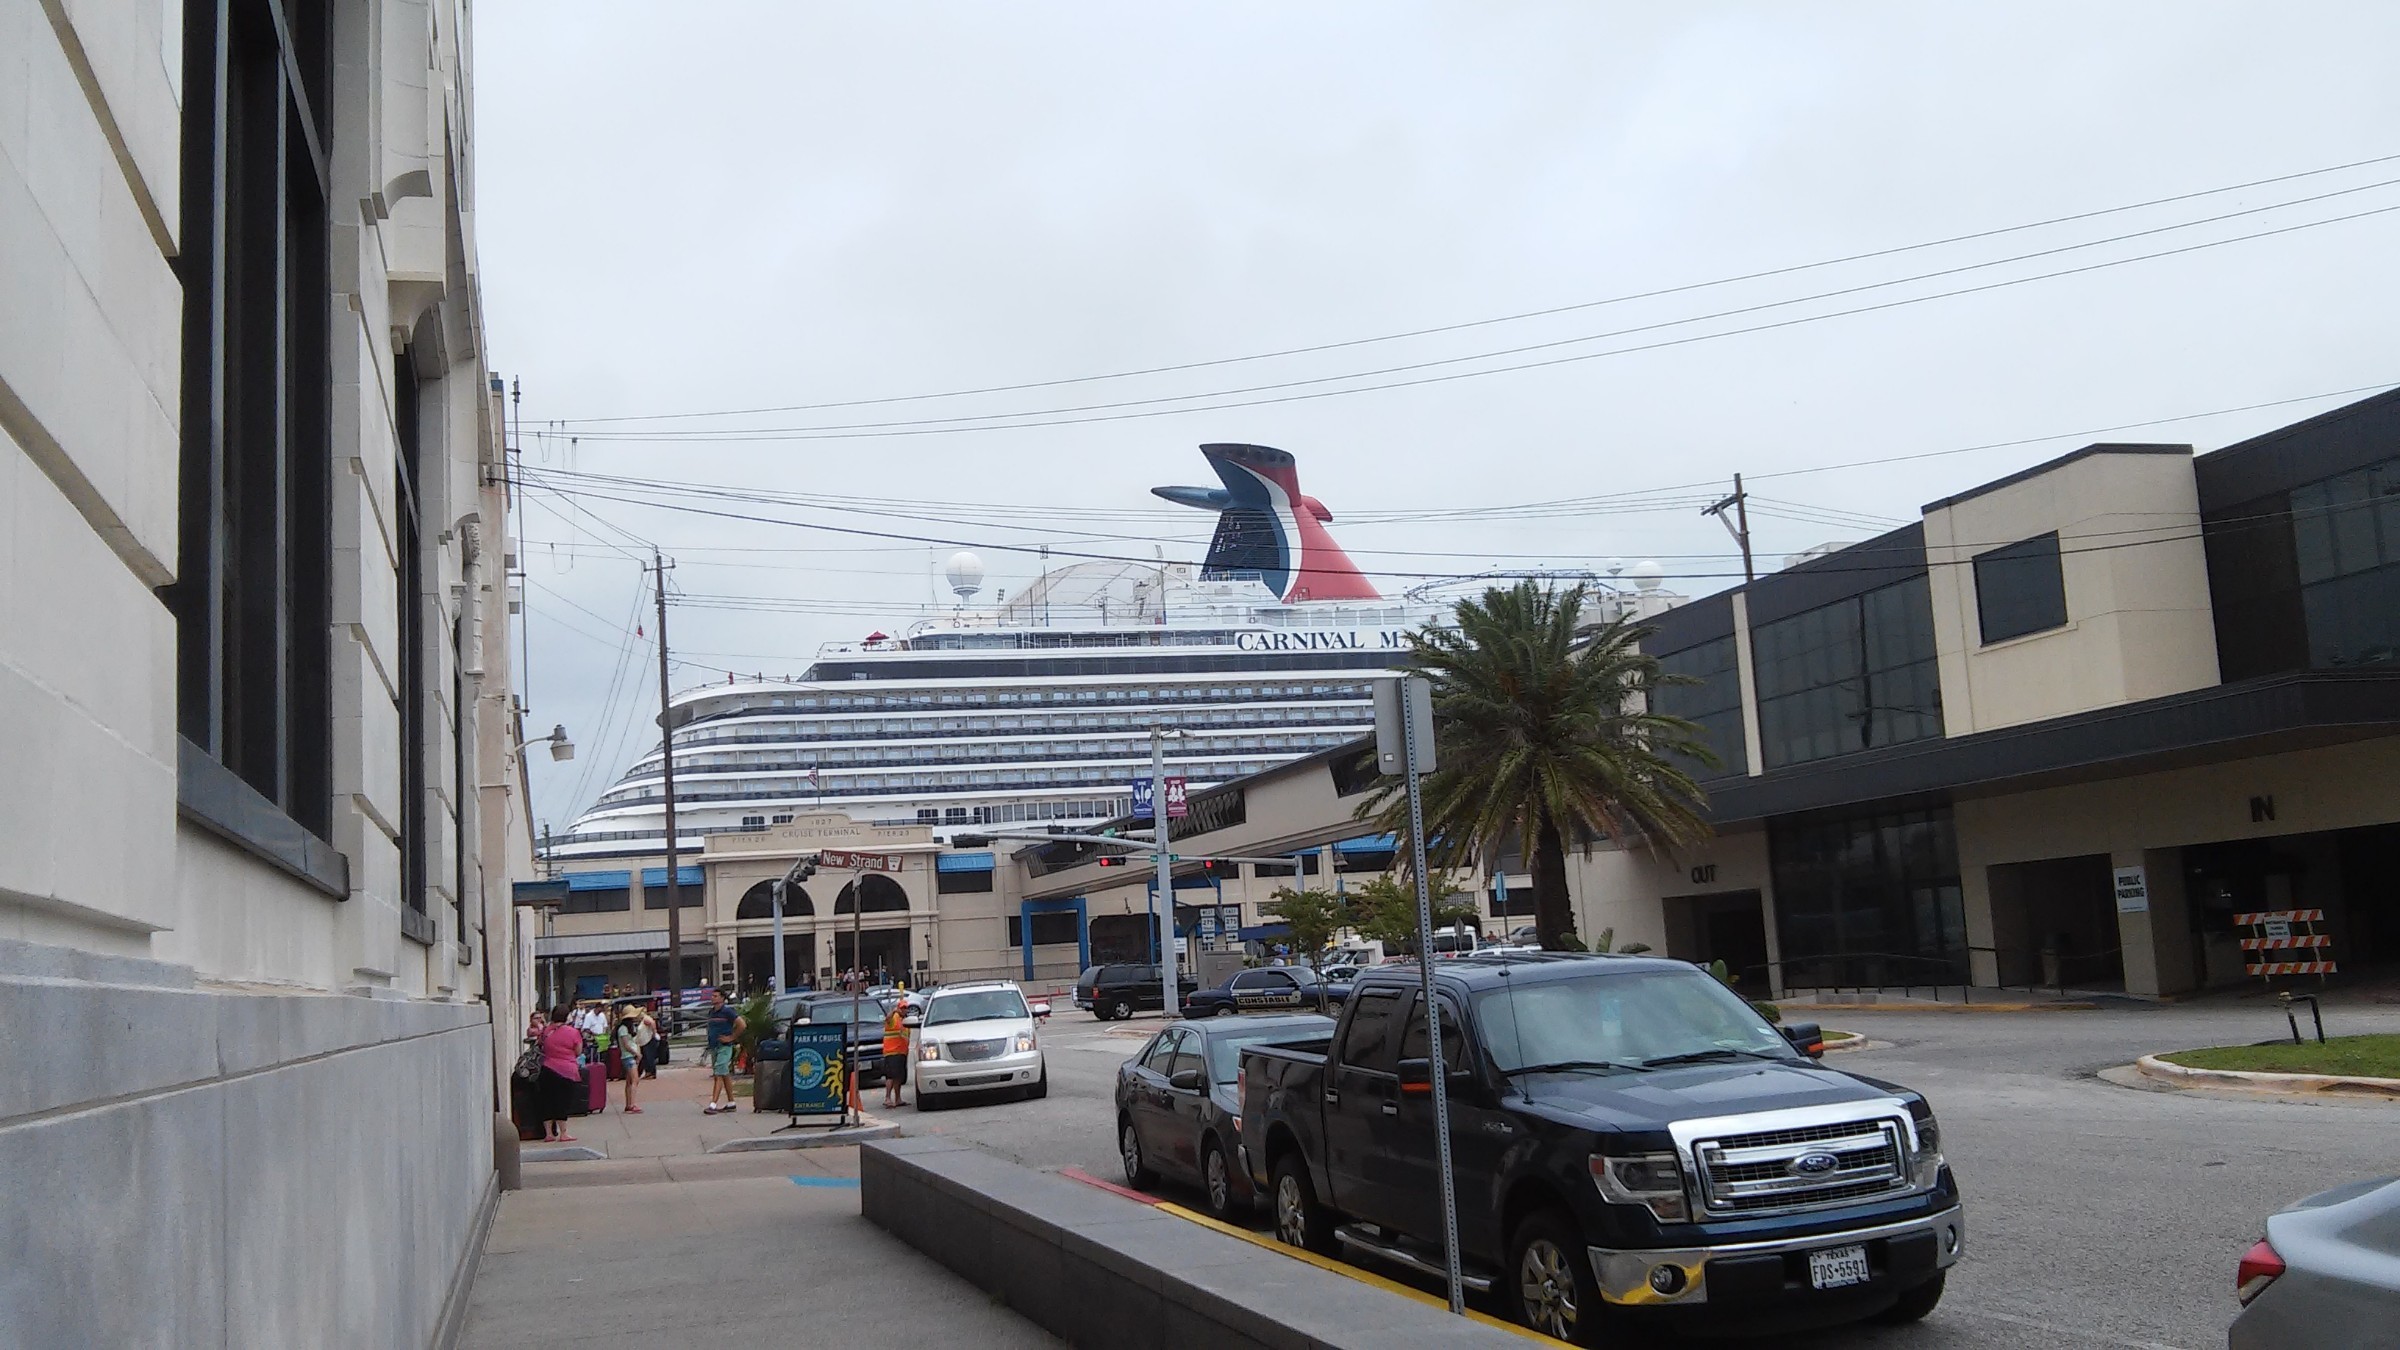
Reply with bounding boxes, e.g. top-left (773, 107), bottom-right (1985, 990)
top-left (832, 875), bottom-right (913, 980)
top-left (735, 881), bottom-right (815, 991)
